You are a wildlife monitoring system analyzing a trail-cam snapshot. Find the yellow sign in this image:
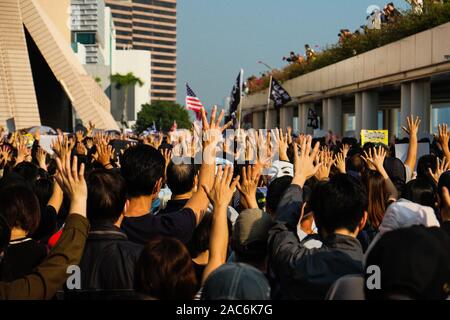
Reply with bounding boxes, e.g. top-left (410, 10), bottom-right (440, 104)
top-left (361, 130), bottom-right (389, 146)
